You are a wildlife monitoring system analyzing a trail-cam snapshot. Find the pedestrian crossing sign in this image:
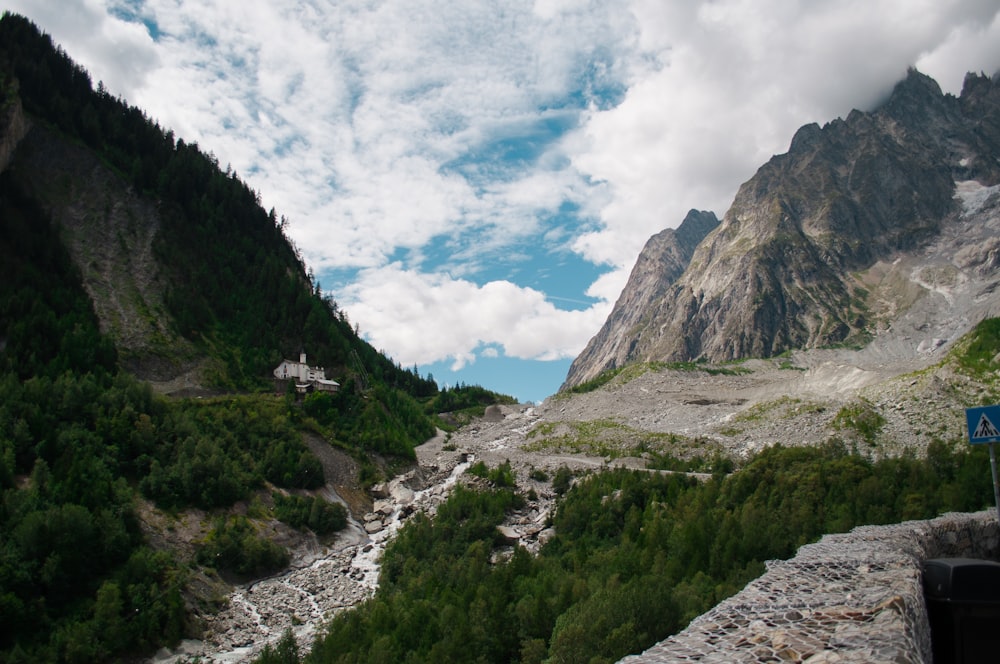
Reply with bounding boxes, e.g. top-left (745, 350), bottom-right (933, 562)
top-left (966, 405), bottom-right (1000, 444)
